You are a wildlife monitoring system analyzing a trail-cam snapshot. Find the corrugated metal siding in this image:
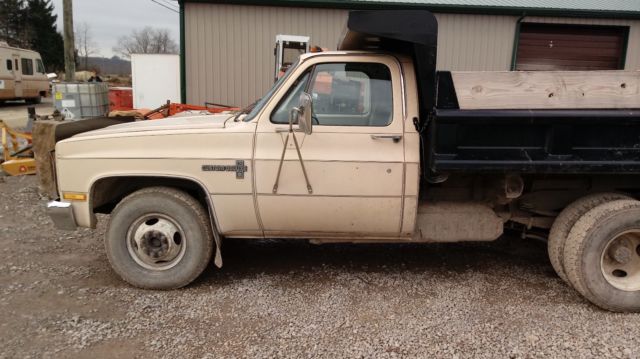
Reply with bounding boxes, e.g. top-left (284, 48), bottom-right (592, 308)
top-left (184, 4), bottom-right (640, 106)
top-left (185, 3), bottom-right (347, 106)
top-left (435, 13), bottom-right (517, 71)
top-left (523, 16), bottom-right (640, 70)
